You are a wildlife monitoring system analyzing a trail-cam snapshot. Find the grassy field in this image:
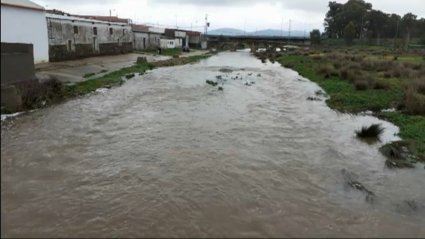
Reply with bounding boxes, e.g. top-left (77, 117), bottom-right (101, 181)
top-left (266, 47), bottom-right (425, 162)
